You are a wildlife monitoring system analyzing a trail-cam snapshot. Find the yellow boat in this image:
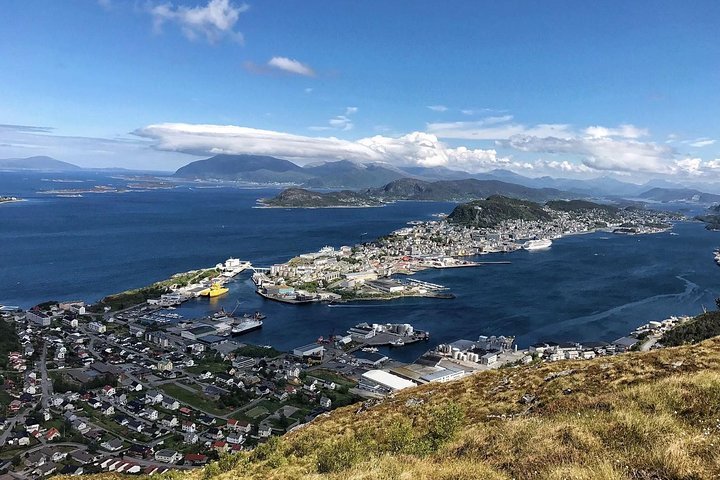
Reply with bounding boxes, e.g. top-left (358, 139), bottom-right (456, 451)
top-left (200, 282), bottom-right (229, 297)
